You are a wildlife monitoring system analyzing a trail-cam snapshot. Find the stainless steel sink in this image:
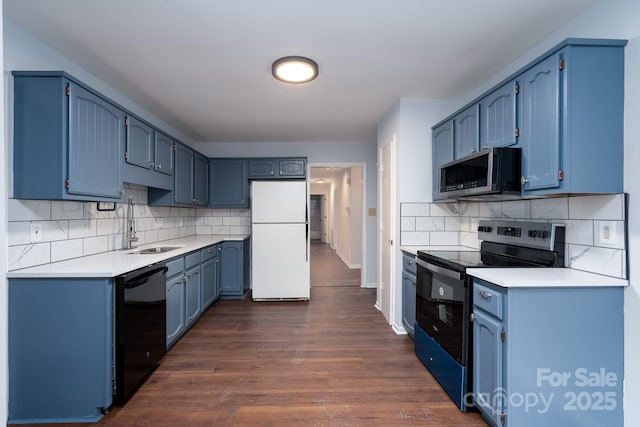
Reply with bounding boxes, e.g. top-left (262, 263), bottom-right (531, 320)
top-left (132, 246), bottom-right (181, 254)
